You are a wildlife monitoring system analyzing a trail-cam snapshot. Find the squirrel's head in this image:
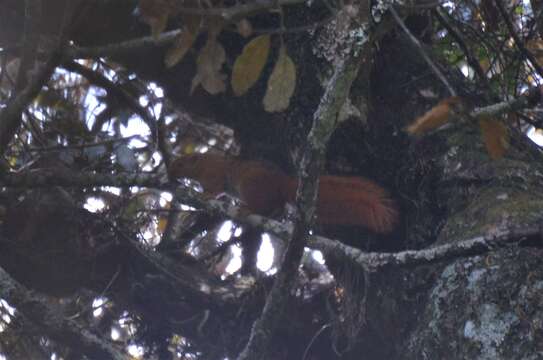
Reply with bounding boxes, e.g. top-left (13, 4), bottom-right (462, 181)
top-left (168, 153), bottom-right (230, 195)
